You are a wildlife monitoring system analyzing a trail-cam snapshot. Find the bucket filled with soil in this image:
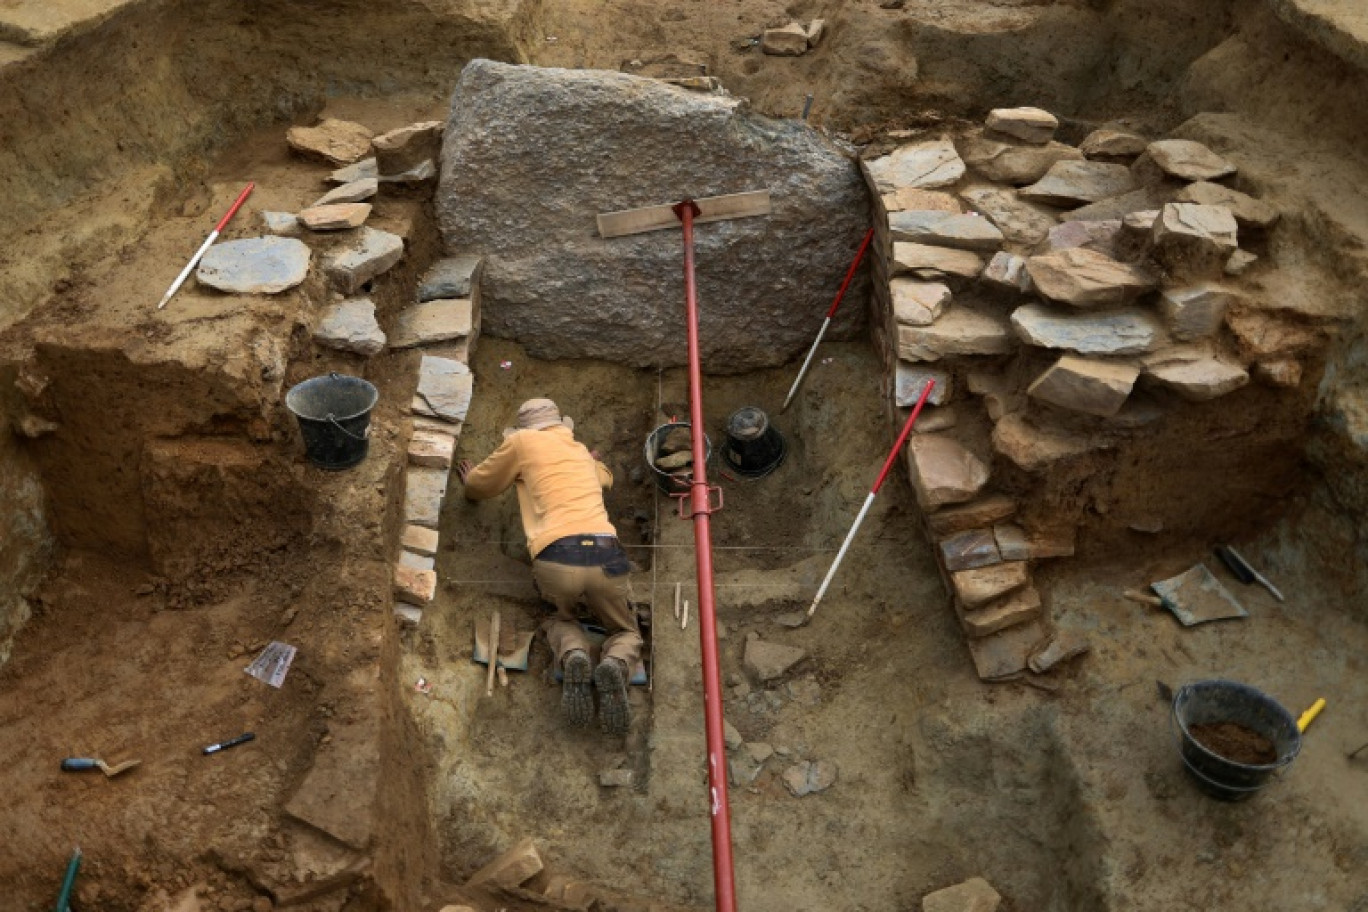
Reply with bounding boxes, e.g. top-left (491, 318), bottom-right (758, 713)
top-left (645, 422), bottom-right (712, 494)
top-left (1171, 679), bottom-right (1301, 801)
